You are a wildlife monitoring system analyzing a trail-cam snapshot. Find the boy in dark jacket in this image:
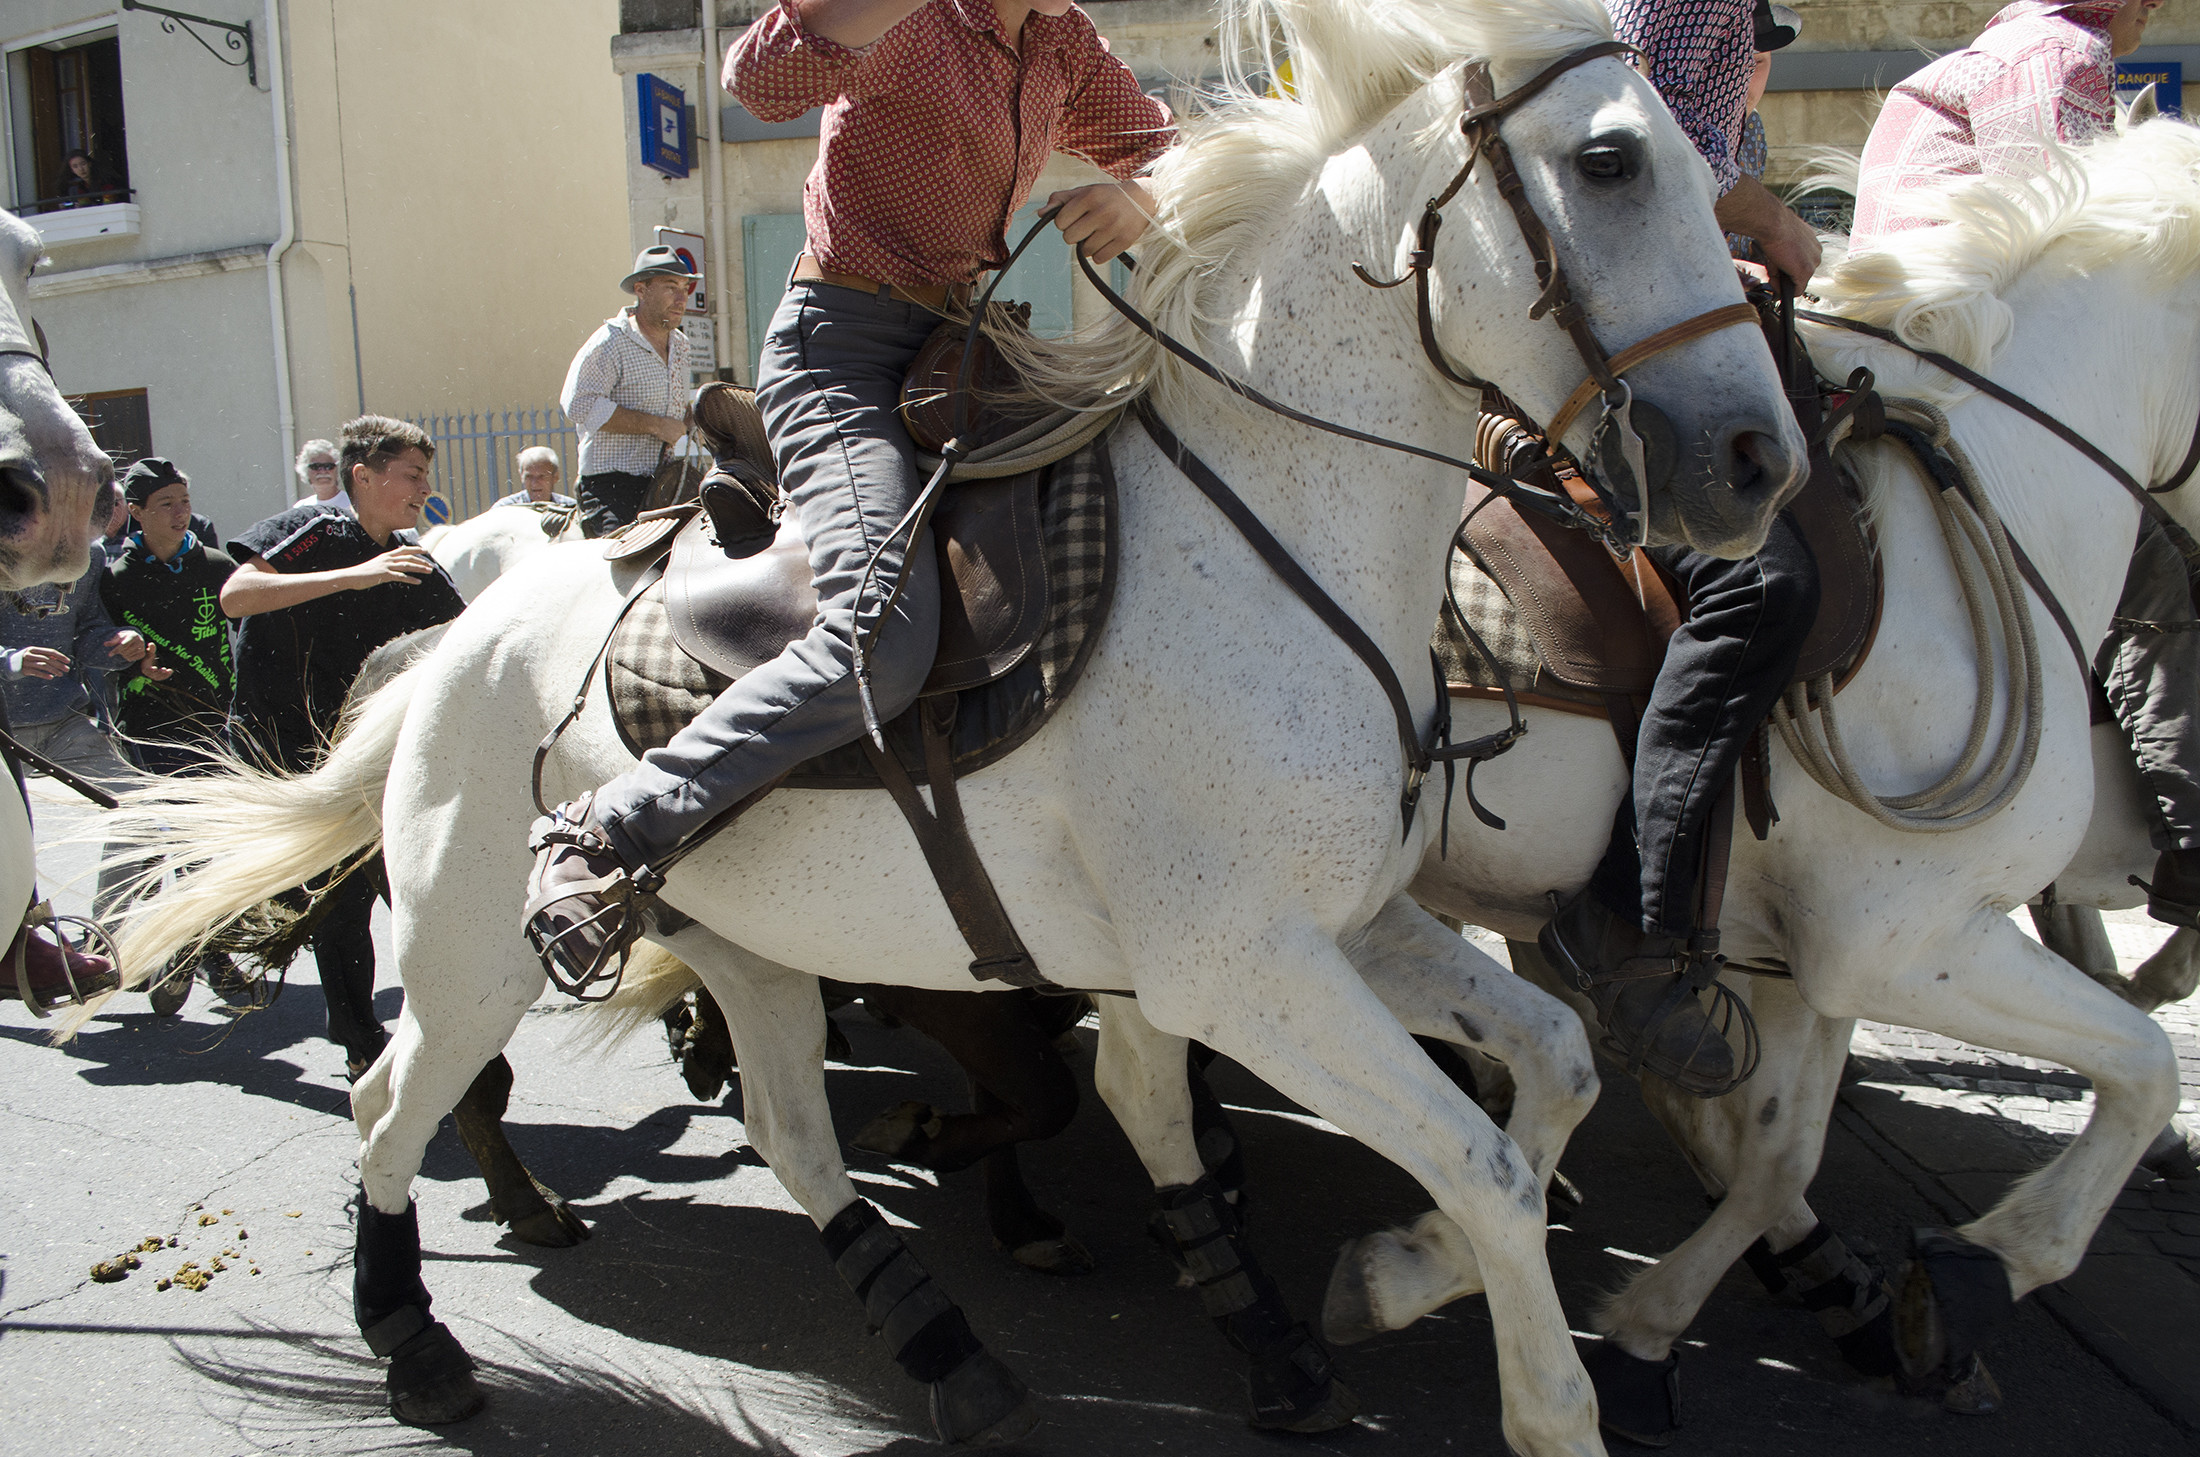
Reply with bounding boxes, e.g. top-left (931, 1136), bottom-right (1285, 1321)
top-left (100, 458), bottom-right (238, 775)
